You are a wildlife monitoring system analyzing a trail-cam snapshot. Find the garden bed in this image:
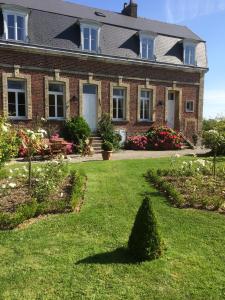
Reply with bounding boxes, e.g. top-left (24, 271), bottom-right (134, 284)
top-left (0, 166), bottom-right (87, 230)
top-left (146, 159), bottom-right (225, 213)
